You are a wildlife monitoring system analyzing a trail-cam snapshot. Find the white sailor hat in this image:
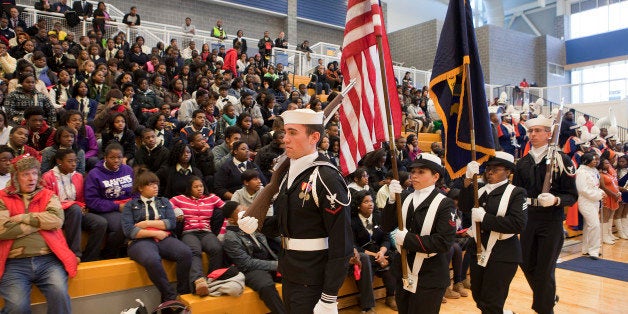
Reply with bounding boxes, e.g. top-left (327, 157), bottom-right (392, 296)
top-left (524, 114), bottom-right (553, 129)
top-left (488, 106), bottom-right (500, 114)
top-left (485, 151), bottom-right (515, 170)
top-left (280, 108), bottom-right (324, 125)
top-left (408, 153), bottom-right (445, 177)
